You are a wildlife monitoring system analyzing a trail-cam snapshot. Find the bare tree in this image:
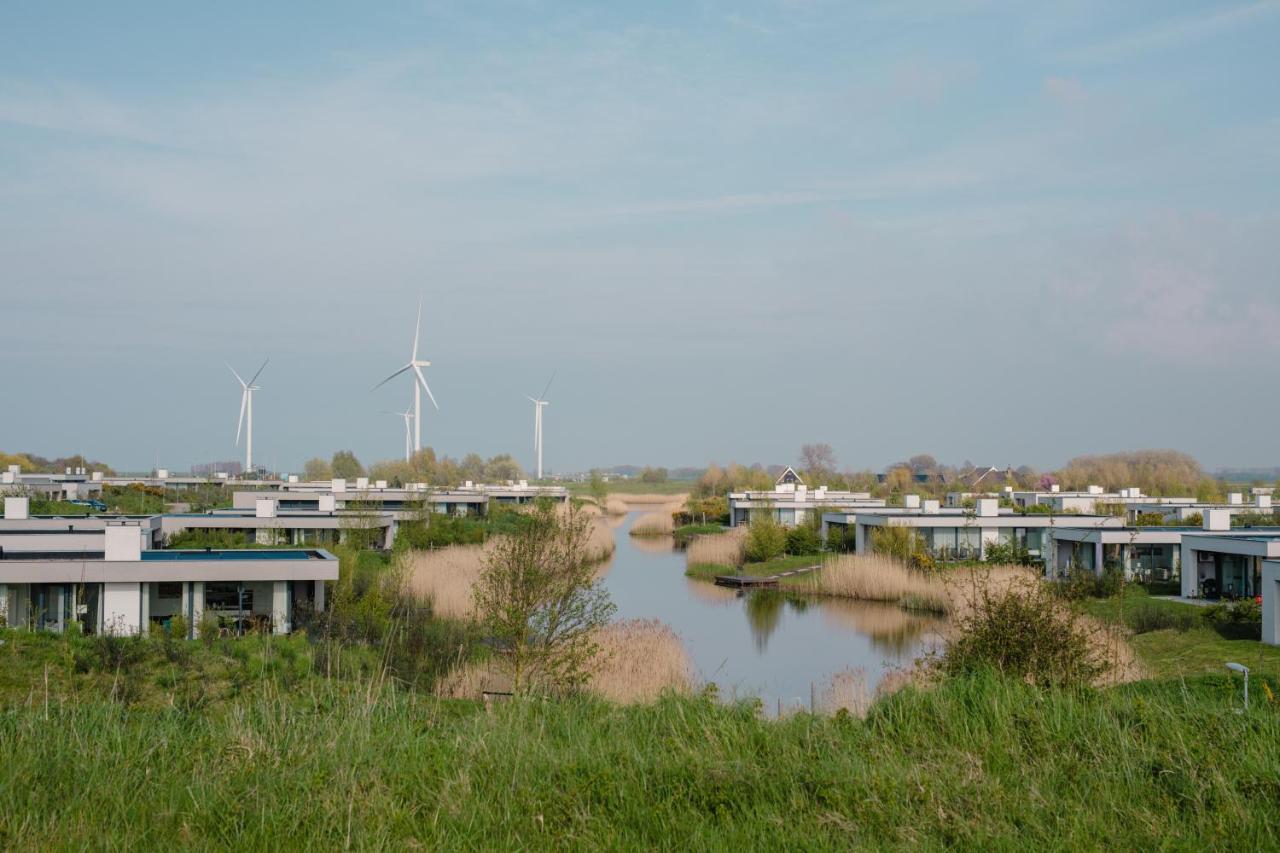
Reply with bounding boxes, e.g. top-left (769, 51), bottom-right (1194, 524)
top-left (799, 443), bottom-right (837, 476)
top-left (473, 502), bottom-right (615, 695)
